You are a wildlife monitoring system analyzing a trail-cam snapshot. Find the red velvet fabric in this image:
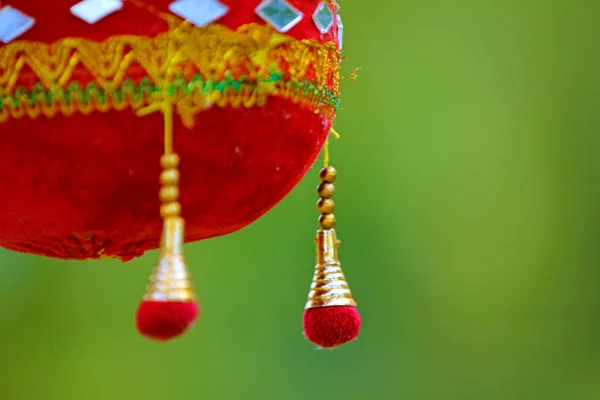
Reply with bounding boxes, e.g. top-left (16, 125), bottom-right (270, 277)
top-left (303, 306), bottom-right (361, 349)
top-left (0, 99), bottom-right (330, 260)
top-left (0, 0), bottom-right (338, 260)
top-left (136, 300), bottom-right (199, 341)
